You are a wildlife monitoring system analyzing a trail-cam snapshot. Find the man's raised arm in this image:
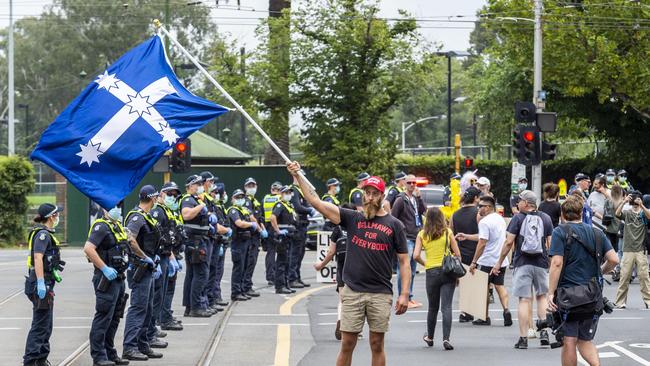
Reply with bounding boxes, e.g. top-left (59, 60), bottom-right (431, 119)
top-left (287, 161), bottom-right (341, 224)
